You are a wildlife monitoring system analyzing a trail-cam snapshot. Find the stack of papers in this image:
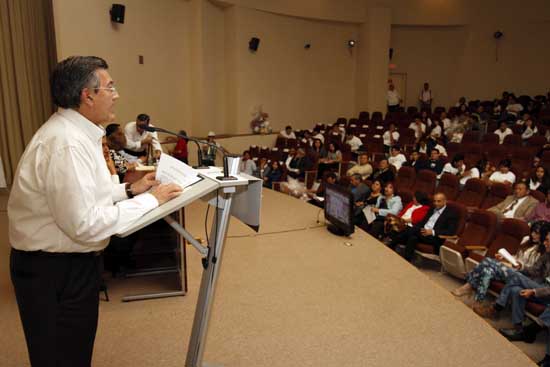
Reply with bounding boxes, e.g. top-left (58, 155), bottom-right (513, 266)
top-left (156, 153), bottom-right (202, 189)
